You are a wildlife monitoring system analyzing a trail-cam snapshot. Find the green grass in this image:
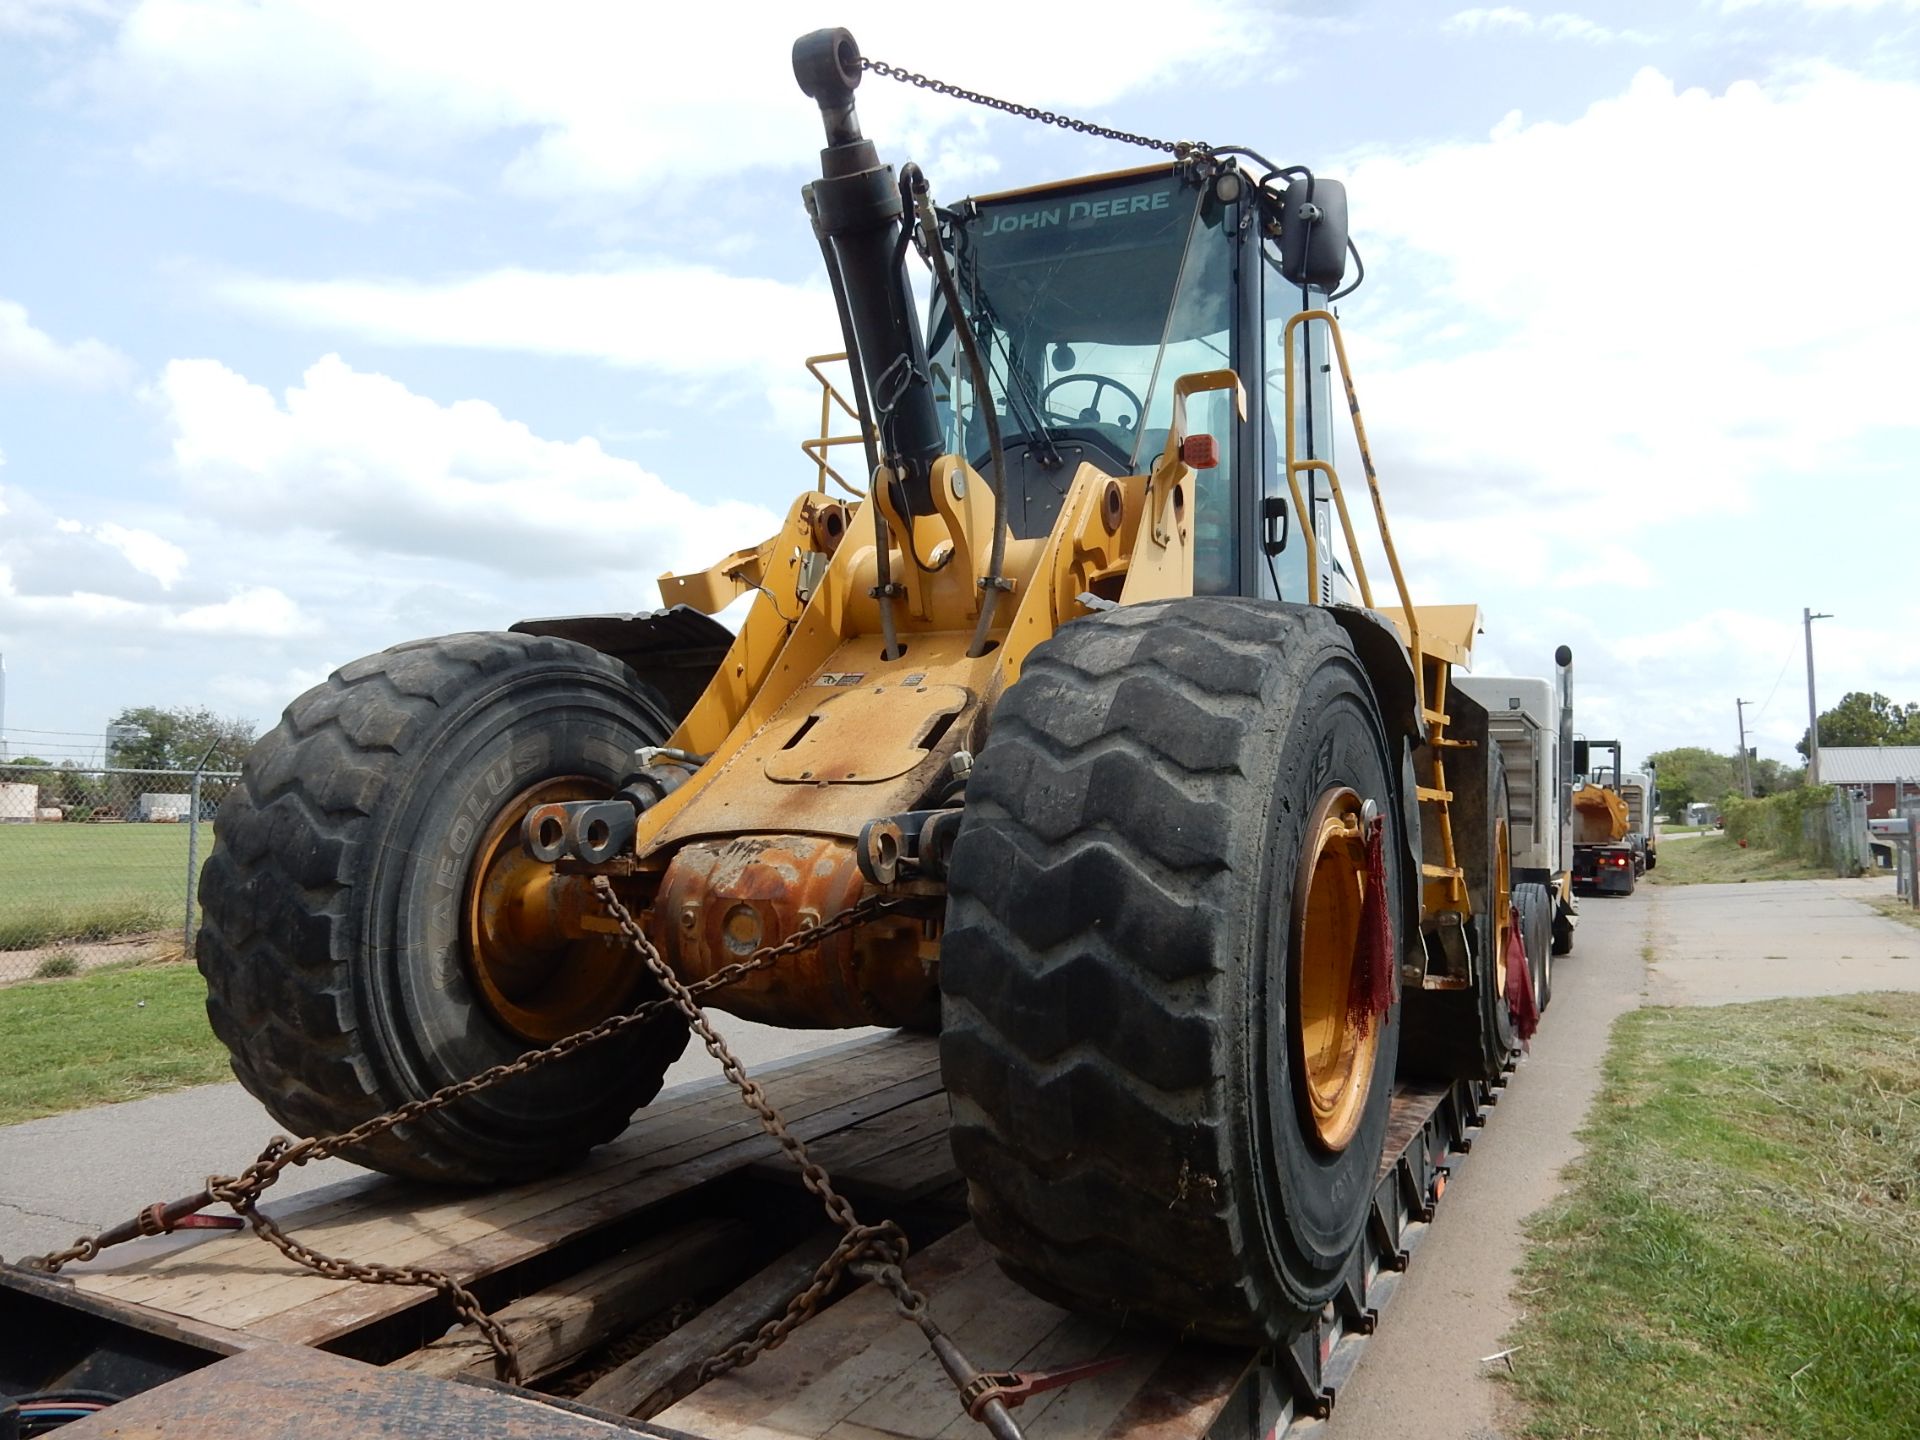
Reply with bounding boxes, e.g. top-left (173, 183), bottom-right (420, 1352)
top-left (1647, 834), bottom-right (1833, 886)
top-left (1510, 994), bottom-right (1920, 1439)
top-left (1866, 897), bottom-right (1920, 933)
top-left (0, 824), bottom-right (205, 949)
top-left (0, 960), bottom-right (230, 1125)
